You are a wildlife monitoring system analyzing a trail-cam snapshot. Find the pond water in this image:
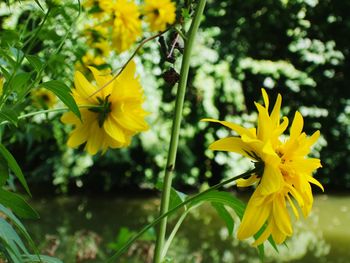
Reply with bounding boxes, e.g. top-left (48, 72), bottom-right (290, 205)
top-left (25, 193), bottom-right (350, 263)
